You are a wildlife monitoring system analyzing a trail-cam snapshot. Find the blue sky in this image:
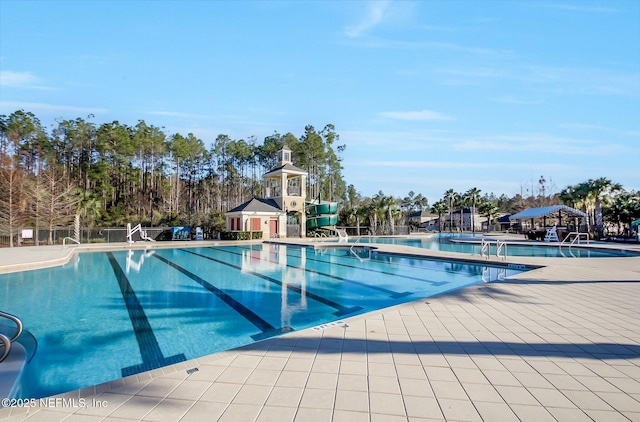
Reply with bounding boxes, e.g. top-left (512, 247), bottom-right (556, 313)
top-left (1, 0), bottom-right (638, 203)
